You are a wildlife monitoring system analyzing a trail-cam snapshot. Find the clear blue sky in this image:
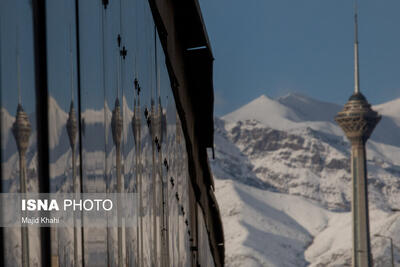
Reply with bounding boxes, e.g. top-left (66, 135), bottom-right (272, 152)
top-left (199, 0), bottom-right (400, 116)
